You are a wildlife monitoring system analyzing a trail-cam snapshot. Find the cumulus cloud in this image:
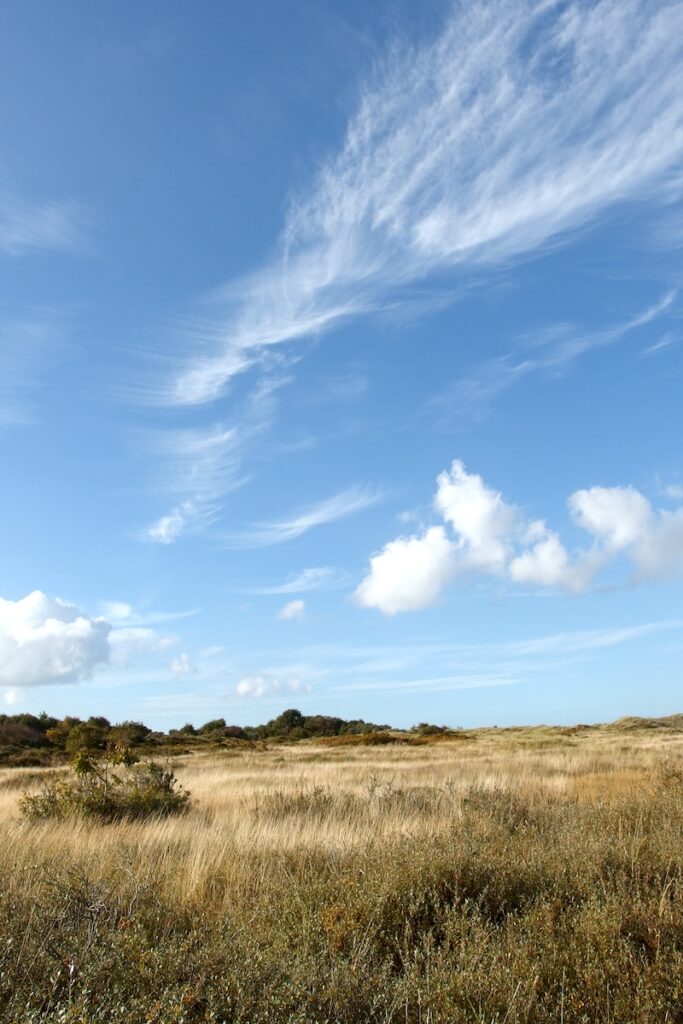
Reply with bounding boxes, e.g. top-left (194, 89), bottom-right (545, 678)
top-left (235, 674), bottom-right (311, 699)
top-left (356, 462), bottom-right (683, 613)
top-left (435, 460), bottom-right (517, 573)
top-left (277, 600), bottom-right (305, 621)
top-left (508, 523), bottom-right (600, 593)
top-left (354, 526), bottom-right (457, 615)
top-left (0, 591), bottom-right (110, 687)
top-left (569, 486), bottom-right (653, 550)
top-left (108, 627), bottom-right (177, 666)
top-left (631, 508), bottom-right (683, 581)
